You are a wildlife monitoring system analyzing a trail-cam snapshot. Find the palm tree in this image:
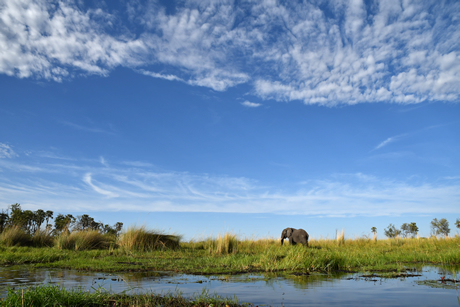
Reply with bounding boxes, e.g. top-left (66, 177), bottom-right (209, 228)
top-left (45, 210), bottom-right (54, 230)
top-left (22, 210), bottom-right (34, 234)
top-left (35, 209), bottom-right (46, 233)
